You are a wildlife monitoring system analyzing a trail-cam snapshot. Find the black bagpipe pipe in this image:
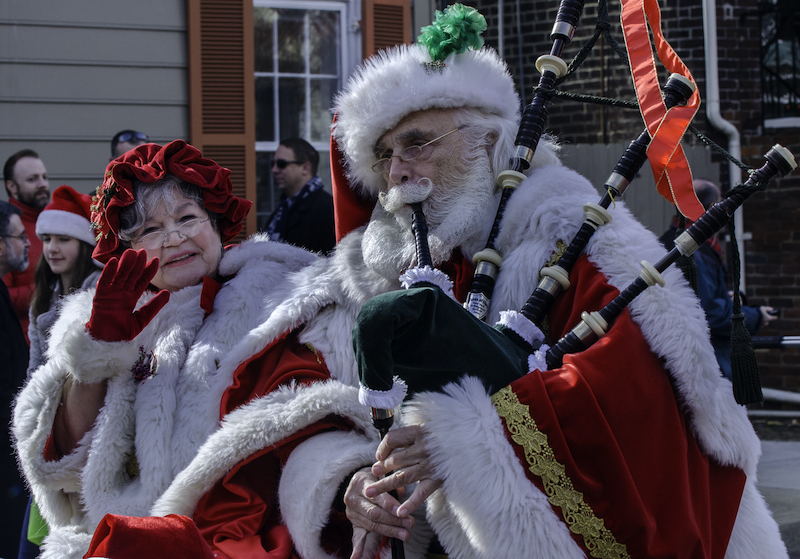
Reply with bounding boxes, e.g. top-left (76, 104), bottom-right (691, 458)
top-left (519, 73), bottom-right (696, 327)
top-left (545, 144), bottom-right (797, 370)
top-left (358, 201), bottom-right (429, 559)
top-left (464, 0), bottom-right (586, 321)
